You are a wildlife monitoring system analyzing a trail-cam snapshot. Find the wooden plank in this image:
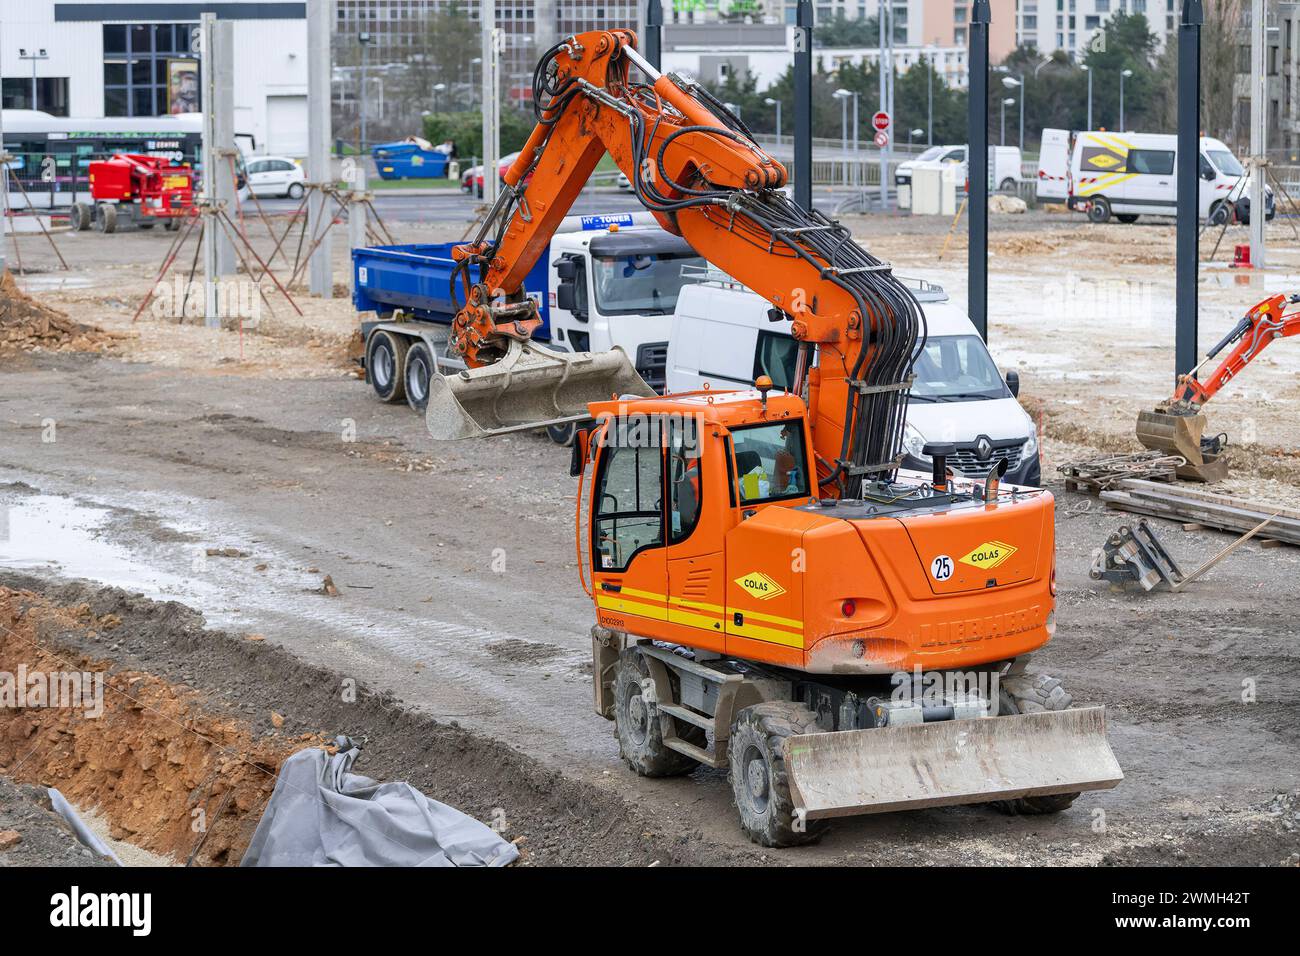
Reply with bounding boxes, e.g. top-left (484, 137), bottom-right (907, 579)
top-left (1097, 492), bottom-right (1300, 547)
top-left (1119, 479), bottom-right (1300, 524)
